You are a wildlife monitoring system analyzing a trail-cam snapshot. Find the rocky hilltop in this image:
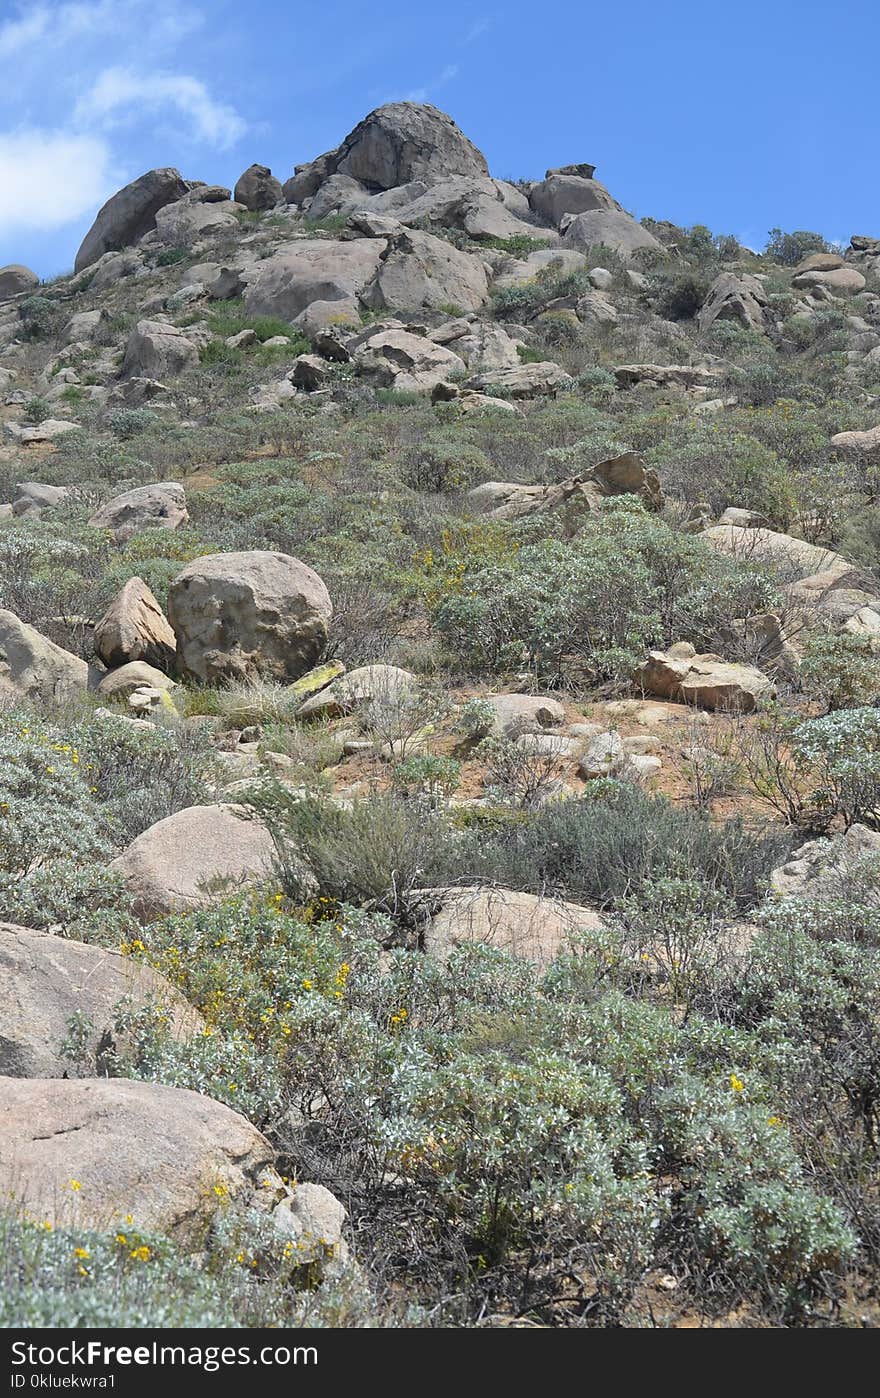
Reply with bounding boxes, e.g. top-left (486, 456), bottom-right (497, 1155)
top-left (0, 103), bottom-right (879, 1329)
